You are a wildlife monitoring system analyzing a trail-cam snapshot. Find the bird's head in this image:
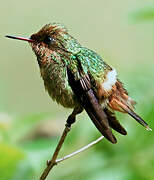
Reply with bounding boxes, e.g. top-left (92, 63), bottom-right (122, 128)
top-left (6, 23), bottom-right (81, 66)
